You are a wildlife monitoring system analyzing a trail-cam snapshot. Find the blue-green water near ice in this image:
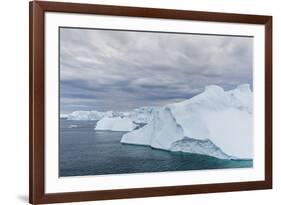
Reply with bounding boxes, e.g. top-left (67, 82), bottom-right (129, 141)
top-left (59, 119), bottom-right (253, 177)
